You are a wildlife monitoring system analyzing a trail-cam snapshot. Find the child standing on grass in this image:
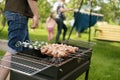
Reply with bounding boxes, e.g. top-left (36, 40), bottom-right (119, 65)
top-left (46, 12), bottom-right (56, 41)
